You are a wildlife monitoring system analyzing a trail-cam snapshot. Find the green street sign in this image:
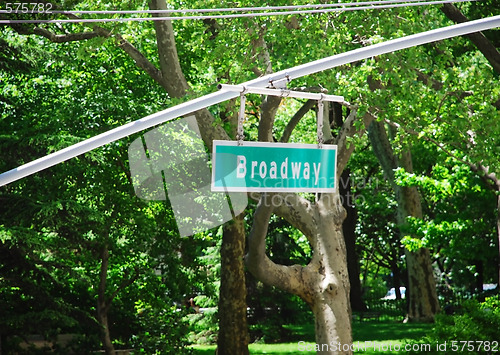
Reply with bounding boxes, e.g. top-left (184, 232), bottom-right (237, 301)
top-left (211, 140), bottom-right (337, 192)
